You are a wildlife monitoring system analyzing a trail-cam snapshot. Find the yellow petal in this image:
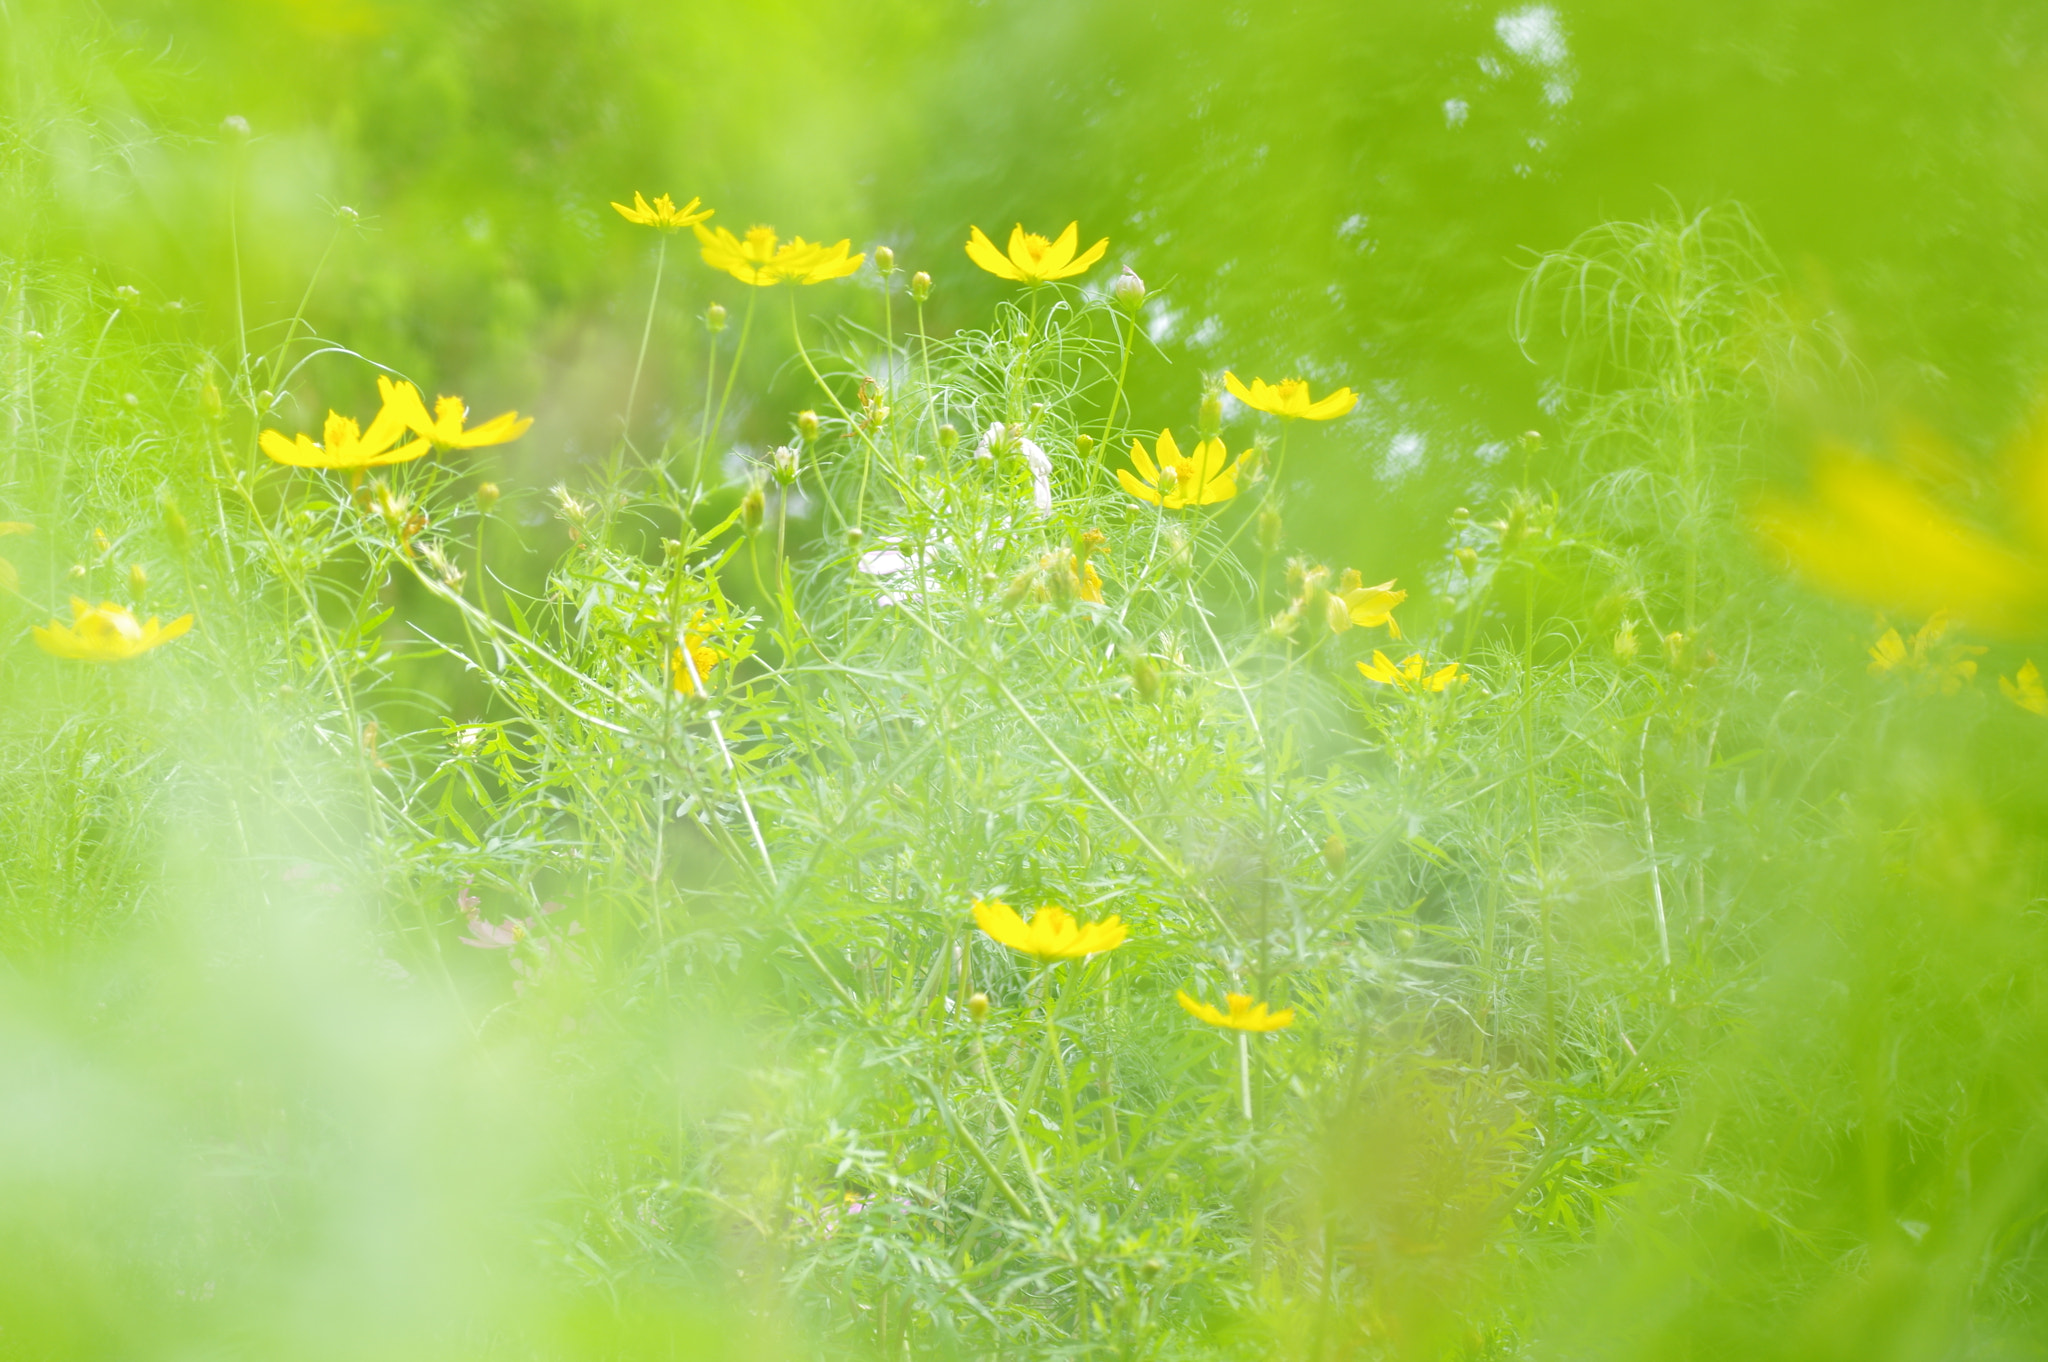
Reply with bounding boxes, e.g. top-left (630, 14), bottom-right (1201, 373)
top-left (1054, 235), bottom-right (1108, 280)
top-left (1302, 386), bottom-right (1358, 420)
top-left (967, 225), bottom-right (1023, 281)
top-left (1224, 371), bottom-right (1254, 406)
top-left (1117, 467), bottom-right (1162, 505)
